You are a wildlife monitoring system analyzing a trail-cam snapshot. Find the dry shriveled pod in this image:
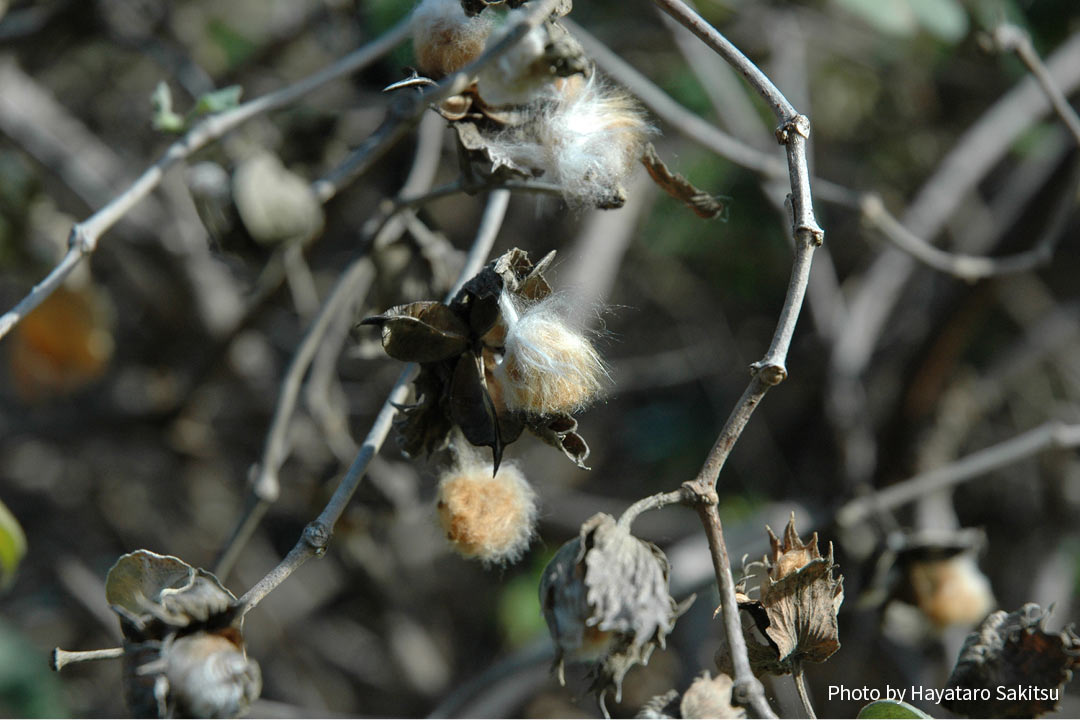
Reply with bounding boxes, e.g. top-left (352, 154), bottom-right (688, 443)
top-left (105, 550), bottom-right (261, 719)
top-left (942, 603), bottom-right (1079, 718)
top-left (540, 513), bottom-right (693, 708)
